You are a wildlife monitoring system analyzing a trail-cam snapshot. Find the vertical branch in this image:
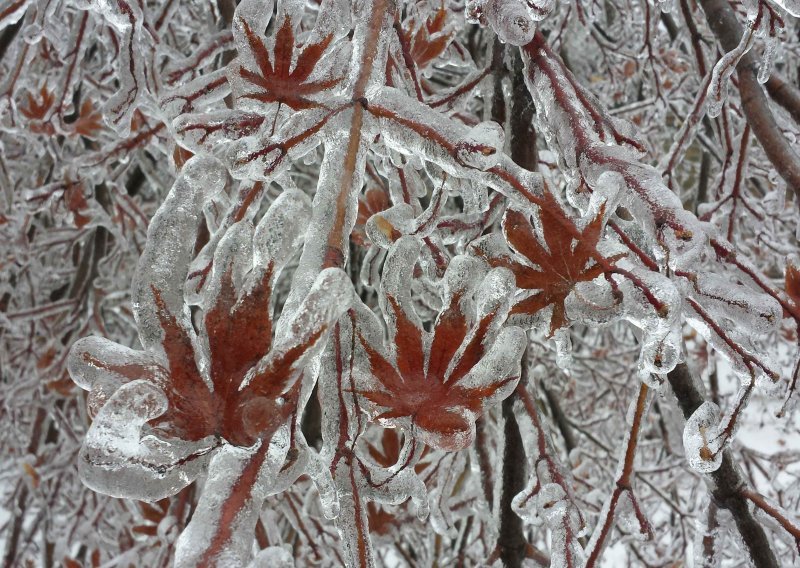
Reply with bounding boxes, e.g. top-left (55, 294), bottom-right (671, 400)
top-left (497, 50), bottom-right (540, 566)
top-left (174, 443), bottom-right (272, 567)
top-left (282, 0), bottom-right (391, 316)
top-left (509, 50), bottom-right (537, 171)
top-left (473, 418), bottom-right (495, 508)
top-left (327, 315), bottom-right (375, 568)
top-left (290, 4), bottom-right (393, 566)
top-left (498, 389), bottom-right (527, 568)
top-left (515, 382), bottom-right (579, 567)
